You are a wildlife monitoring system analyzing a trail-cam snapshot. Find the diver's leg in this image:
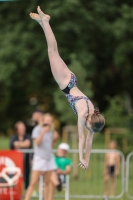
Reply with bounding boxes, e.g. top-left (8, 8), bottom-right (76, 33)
top-left (30, 7), bottom-right (71, 89)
